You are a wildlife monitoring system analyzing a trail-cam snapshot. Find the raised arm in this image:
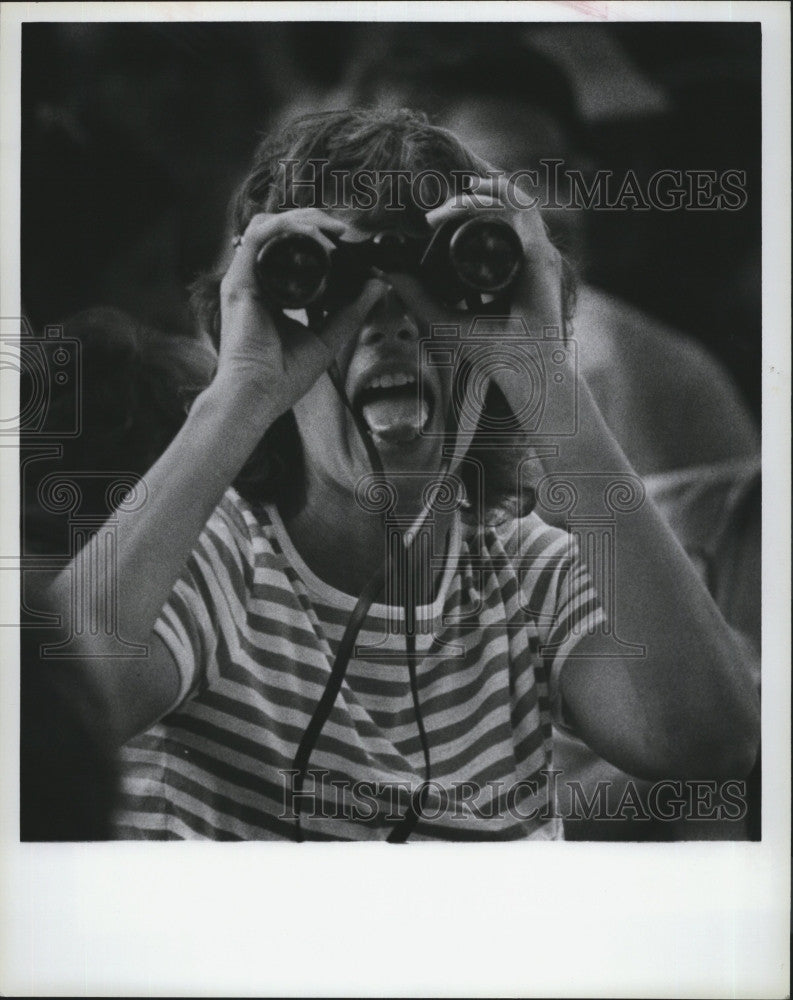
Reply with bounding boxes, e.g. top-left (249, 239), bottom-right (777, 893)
top-left (384, 177), bottom-right (760, 781)
top-left (535, 373), bottom-right (760, 780)
top-left (41, 209), bottom-right (369, 746)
